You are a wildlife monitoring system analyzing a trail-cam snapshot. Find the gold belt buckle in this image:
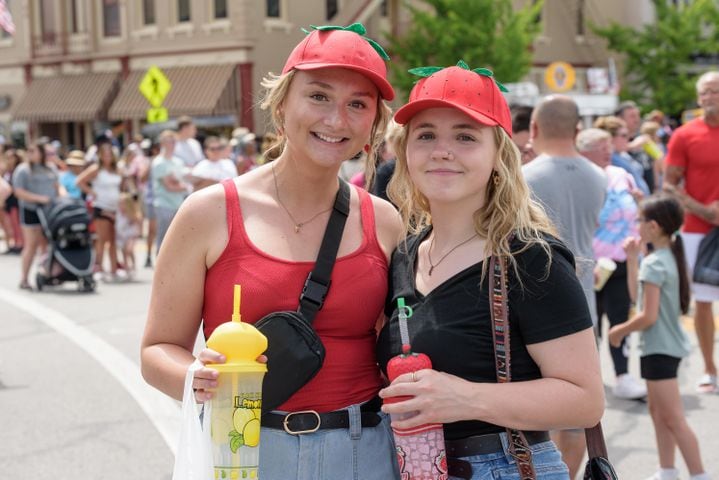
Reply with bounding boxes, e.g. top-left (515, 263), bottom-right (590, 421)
top-left (283, 410), bottom-right (321, 435)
